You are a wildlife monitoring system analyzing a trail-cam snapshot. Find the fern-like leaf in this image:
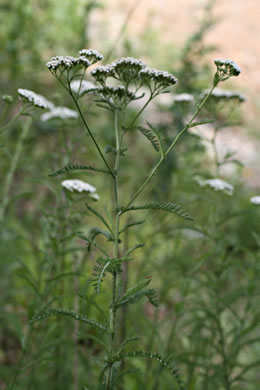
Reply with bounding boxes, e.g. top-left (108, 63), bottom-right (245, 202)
top-left (92, 258), bottom-right (112, 294)
top-left (137, 125), bottom-right (160, 152)
top-left (120, 201), bottom-right (194, 220)
top-left (30, 308), bottom-right (110, 333)
top-left (119, 336), bottom-right (141, 352)
top-left (119, 220), bottom-right (145, 235)
top-left (124, 277), bottom-right (152, 298)
top-left (85, 203), bottom-right (113, 236)
top-left (123, 243), bottom-right (144, 257)
top-left (77, 293), bottom-right (108, 320)
top-left (115, 288), bottom-right (158, 308)
top-left (49, 164), bottom-right (110, 177)
top-left (112, 350), bottom-right (185, 390)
